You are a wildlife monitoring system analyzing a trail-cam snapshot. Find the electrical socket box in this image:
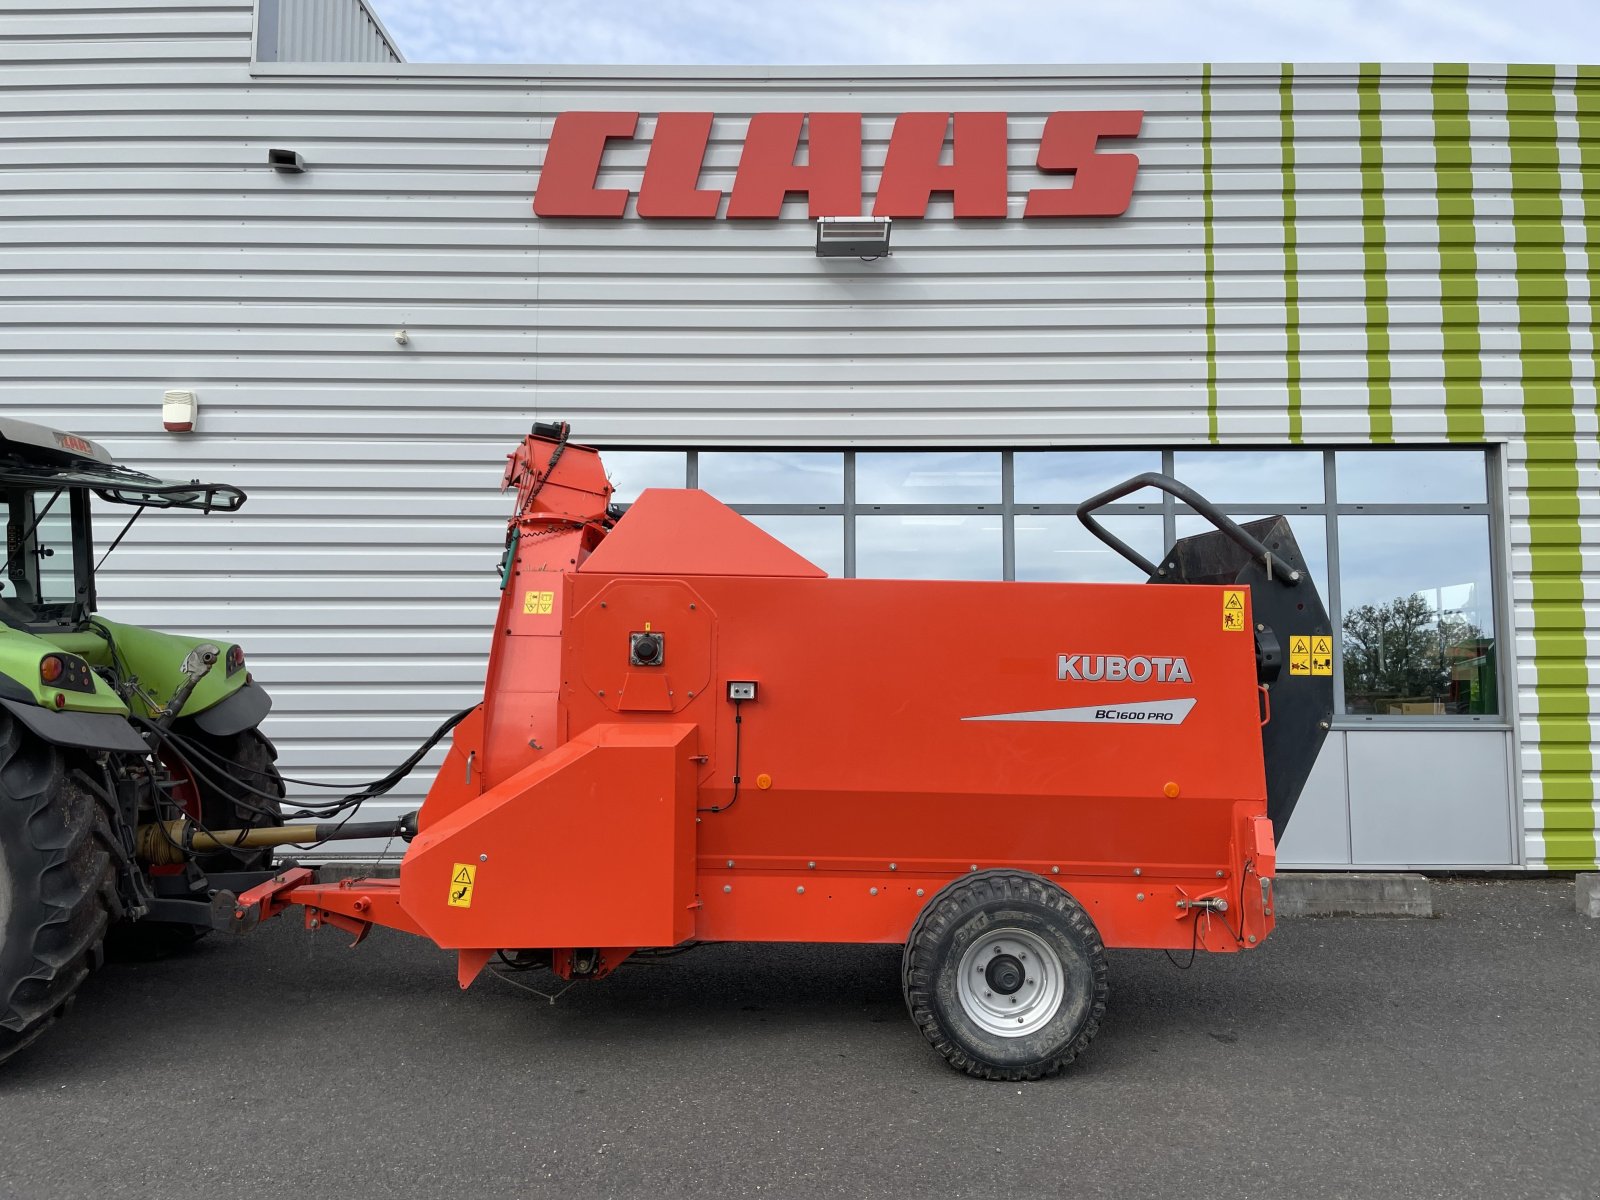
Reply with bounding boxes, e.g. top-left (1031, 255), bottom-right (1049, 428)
top-left (727, 681), bottom-right (757, 702)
